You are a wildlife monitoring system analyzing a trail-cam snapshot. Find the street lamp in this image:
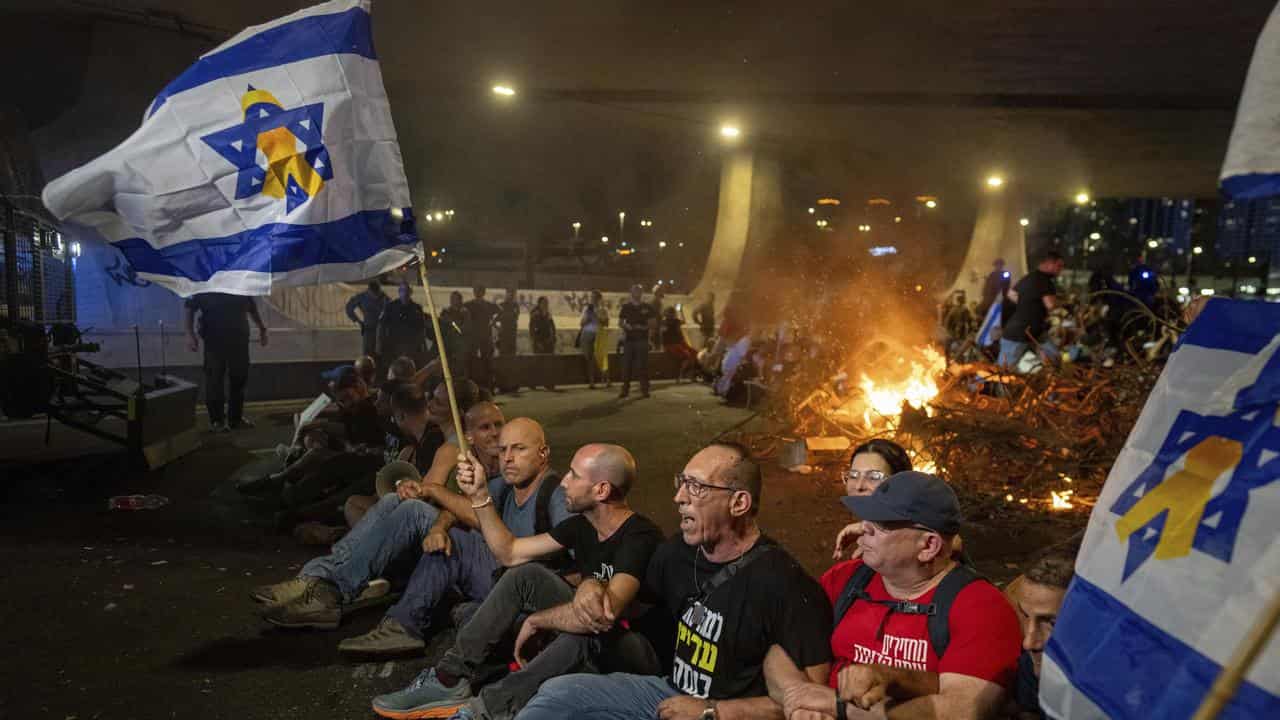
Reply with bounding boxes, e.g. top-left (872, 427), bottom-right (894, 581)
top-left (658, 241), bottom-right (667, 248)
top-left (1019, 218), bottom-right (1030, 227)
top-left (1075, 192), bottom-right (1091, 205)
top-left (1193, 246), bottom-right (1204, 255)
top-left (925, 199), bottom-right (937, 209)
top-left (1147, 239), bottom-right (1159, 249)
top-left (492, 84), bottom-right (516, 97)
top-left (601, 236), bottom-right (609, 244)
top-left (986, 175), bottom-right (1004, 188)
top-left (720, 124), bottom-right (741, 140)
top-left (1249, 255), bottom-right (1258, 264)
top-left (618, 211), bottom-right (626, 247)
top-left (808, 207), bottom-right (815, 214)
